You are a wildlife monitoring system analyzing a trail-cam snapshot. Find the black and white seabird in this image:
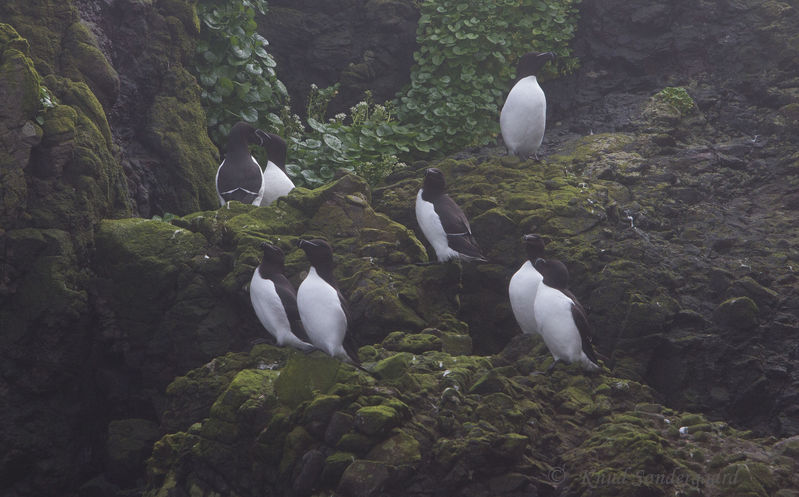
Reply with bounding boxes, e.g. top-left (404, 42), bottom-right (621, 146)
top-left (216, 121), bottom-right (267, 207)
top-left (250, 242), bottom-right (315, 351)
top-left (500, 51), bottom-right (555, 160)
top-left (259, 132), bottom-right (295, 206)
top-left (508, 234), bottom-right (547, 336)
top-left (415, 168), bottom-right (487, 263)
top-left (533, 257), bottom-right (600, 373)
top-left (296, 239), bottom-right (363, 366)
